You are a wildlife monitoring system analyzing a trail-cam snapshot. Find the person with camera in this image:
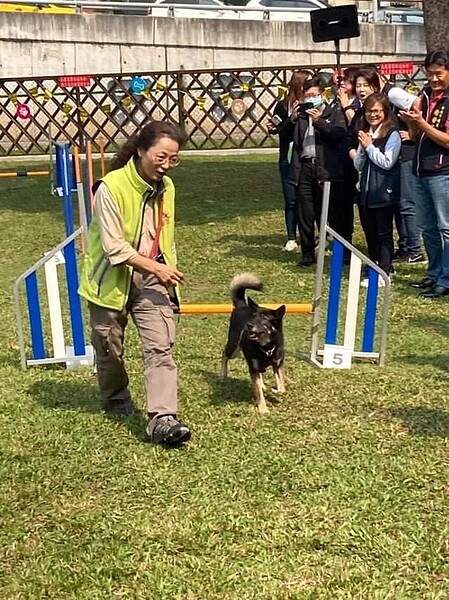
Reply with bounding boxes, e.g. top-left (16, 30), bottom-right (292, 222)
top-left (78, 121), bottom-right (191, 447)
top-left (267, 70), bottom-right (312, 251)
top-left (288, 77), bottom-right (347, 267)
